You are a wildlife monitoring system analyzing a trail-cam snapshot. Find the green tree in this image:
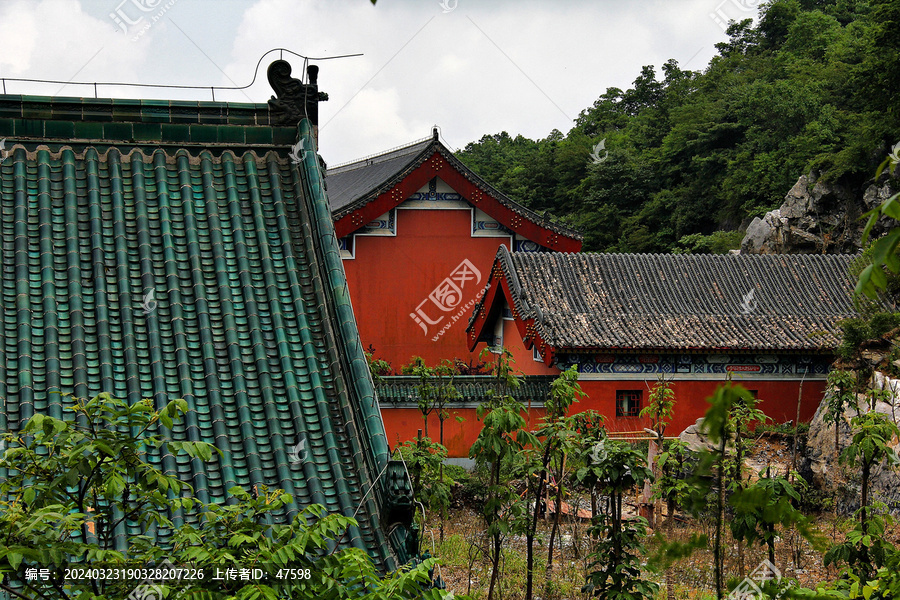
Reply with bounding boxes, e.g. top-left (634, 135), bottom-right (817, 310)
top-left (521, 365), bottom-right (583, 600)
top-left (469, 349), bottom-right (538, 600)
top-left (402, 357), bottom-right (460, 446)
top-left (0, 393), bottom-right (445, 600)
top-left (571, 410), bottom-right (609, 520)
top-left (696, 382), bottom-right (757, 600)
top-left (652, 439), bottom-right (699, 600)
top-left (729, 469), bottom-right (811, 570)
top-left (580, 441), bottom-right (657, 600)
top-left (458, 0), bottom-right (897, 255)
top-left (825, 369), bottom-right (858, 456)
top-left (824, 412), bottom-right (900, 579)
top-left (393, 435), bottom-right (452, 545)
